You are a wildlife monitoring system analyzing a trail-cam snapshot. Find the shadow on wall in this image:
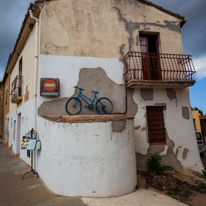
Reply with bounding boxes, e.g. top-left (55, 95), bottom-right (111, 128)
top-left (38, 67), bottom-right (130, 116)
